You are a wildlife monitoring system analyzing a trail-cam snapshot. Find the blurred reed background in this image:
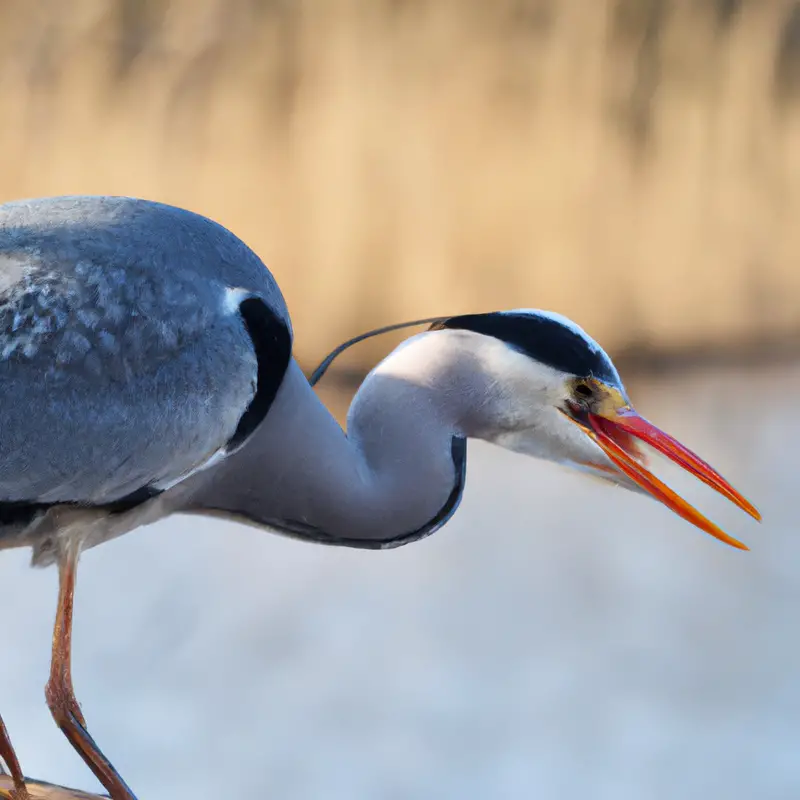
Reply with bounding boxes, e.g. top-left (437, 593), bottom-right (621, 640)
top-left (0, 0), bottom-right (799, 366)
top-left (0, 2), bottom-right (798, 799)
